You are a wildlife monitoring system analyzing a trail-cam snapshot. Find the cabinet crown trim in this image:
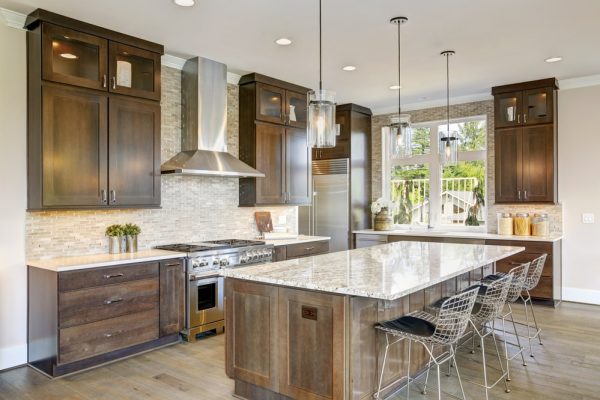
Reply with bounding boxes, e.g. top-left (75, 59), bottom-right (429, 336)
top-left (25, 9), bottom-right (164, 54)
top-left (492, 77), bottom-right (558, 95)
